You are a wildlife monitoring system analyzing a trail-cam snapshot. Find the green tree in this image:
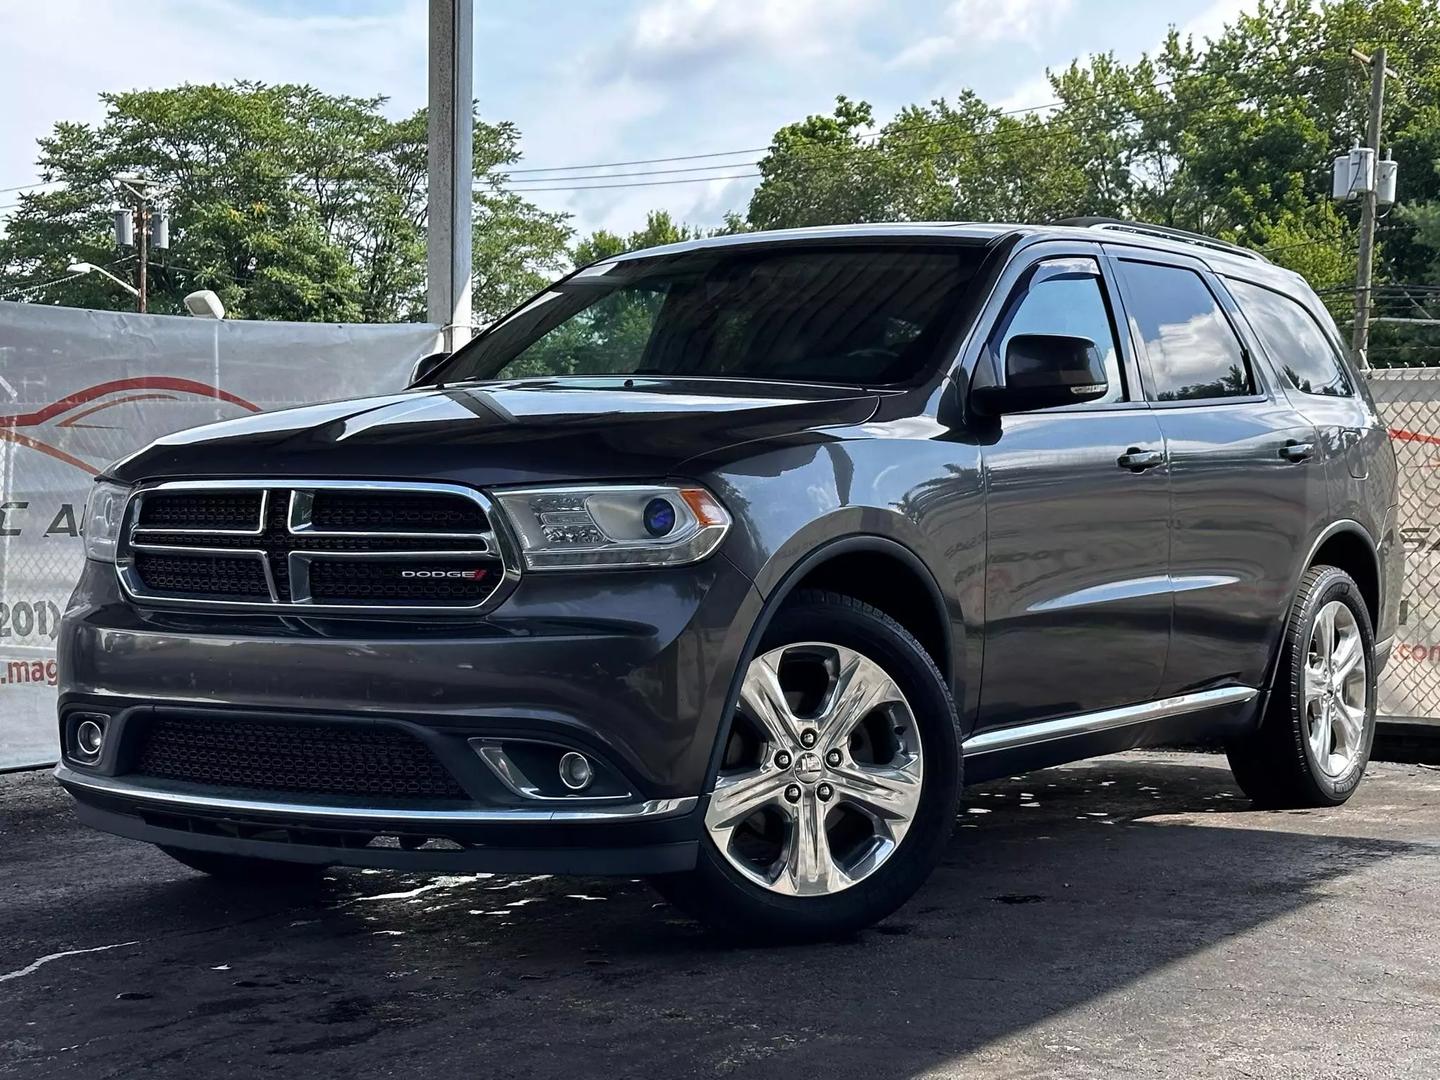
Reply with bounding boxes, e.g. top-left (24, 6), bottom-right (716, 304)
top-left (735, 0), bottom-right (1440, 332)
top-left (0, 82), bottom-right (571, 324)
top-left (571, 209), bottom-right (706, 266)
